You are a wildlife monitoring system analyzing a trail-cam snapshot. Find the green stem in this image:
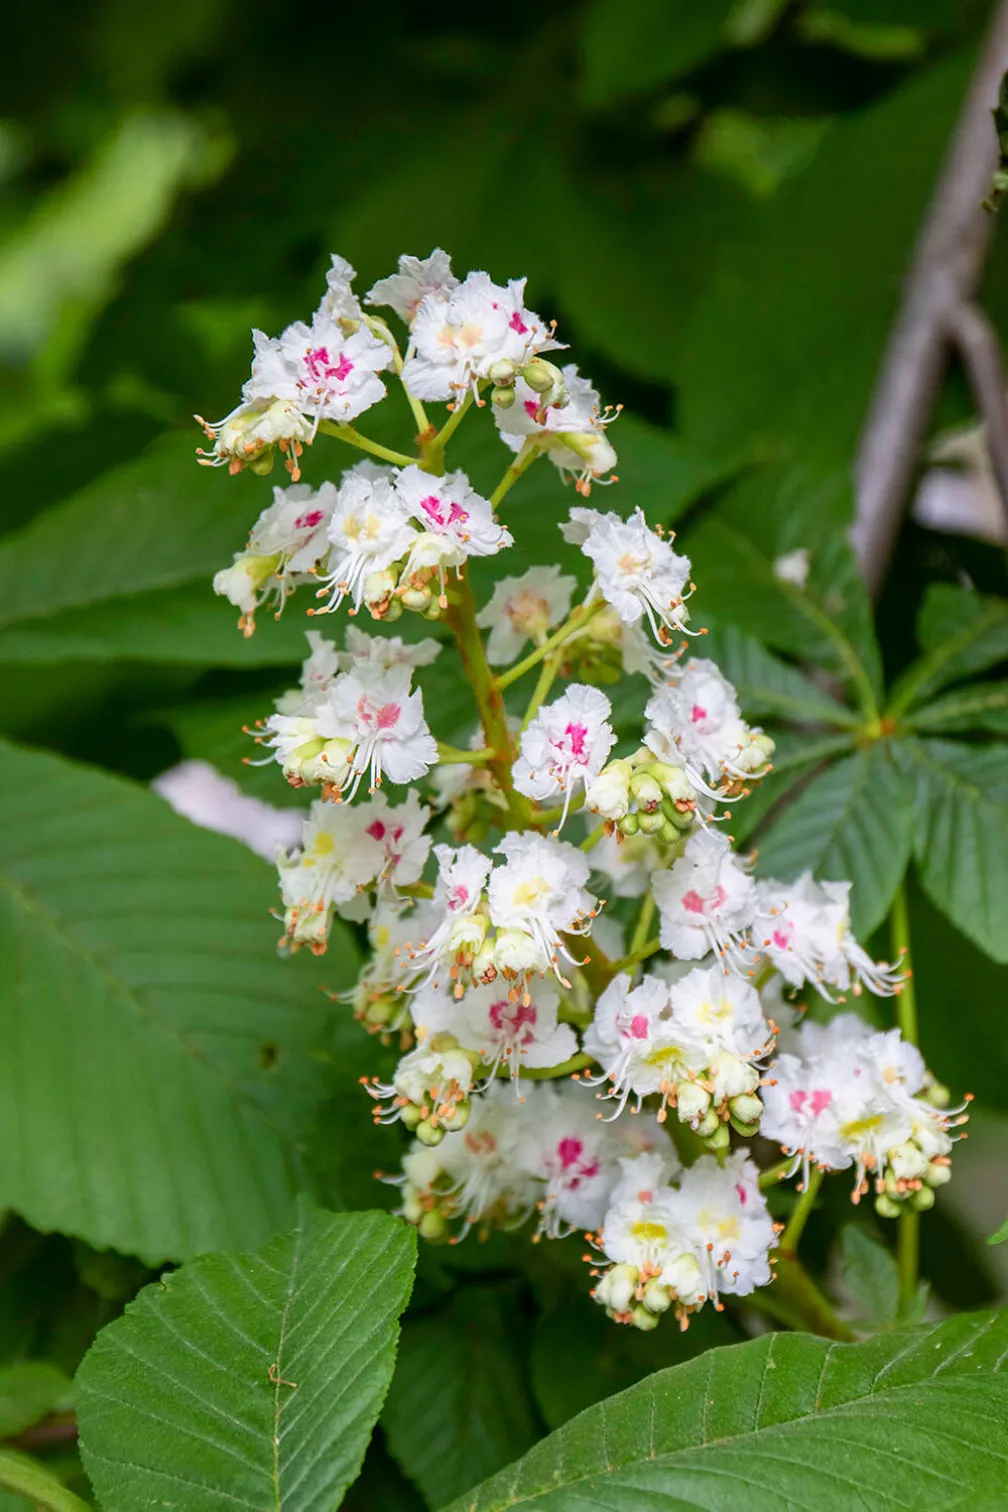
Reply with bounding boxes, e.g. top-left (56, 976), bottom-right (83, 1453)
top-left (580, 821), bottom-right (607, 853)
top-left (444, 573), bottom-right (533, 827)
top-left (627, 893), bottom-right (656, 963)
top-left (521, 655), bottom-right (562, 729)
top-left (610, 934), bottom-right (662, 977)
top-left (779, 1166), bottom-right (823, 1253)
top-left (518, 1051), bottom-right (593, 1080)
top-left (777, 580), bottom-right (879, 723)
top-left (768, 1256), bottom-right (856, 1341)
top-left (318, 421), bottom-right (417, 468)
top-left (436, 742), bottom-right (494, 765)
top-left (758, 1156), bottom-right (794, 1192)
top-left (489, 438), bottom-right (541, 507)
top-left (497, 600), bottom-right (603, 692)
top-left (890, 879), bottom-right (919, 1307)
top-left (432, 388), bottom-right (475, 452)
top-left (0, 1450), bottom-right (90, 1512)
